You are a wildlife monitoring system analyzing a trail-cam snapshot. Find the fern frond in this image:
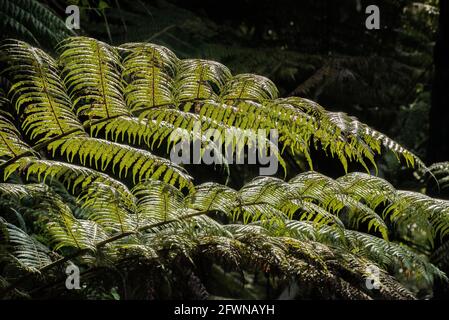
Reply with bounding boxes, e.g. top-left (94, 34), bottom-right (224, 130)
top-left (288, 171), bottom-right (344, 210)
top-left (221, 74), bottom-right (279, 101)
top-left (0, 36), bottom-right (442, 299)
top-left (133, 180), bottom-right (185, 225)
top-left (48, 137), bottom-right (192, 189)
top-left (187, 182), bottom-right (238, 214)
top-left (175, 59), bottom-right (232, 102)
top-left (120, 42), bottom-right (178, 112)
top-left (342, 196), bottom-right (389, 239)
top-left (0, 113), bottom-right (34, 159)
top-left (0, 218), bottom-right (56, 273)
top-left (57, 37), bottom-right (130, 121)
top-left (426, 162), bottom-right (449, 189)
top-left (0, 182), bottom-right (48, 200)
top-left (92, 115), bottom-right (229, 170)
top-left (0, 41), bottom-right (193, 190)
top-left (1, 40), bottom-right (85, 142)
top-left (282, 219), bottom-right (446, 285)
top-left (337, 172), bottom-right (397, 209)
top-left (79, 182), bottom-right (137, 234)
top-left (142, 107), bottom-right (283, 170)
top-left (5, 157), bottom-right (132, 198)
top-left (344, 230), bottom-right (446, 282)
top-left (391, 191), bottom-right (449, 240)
top-left (40, 192), bottom-right (102, 251)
